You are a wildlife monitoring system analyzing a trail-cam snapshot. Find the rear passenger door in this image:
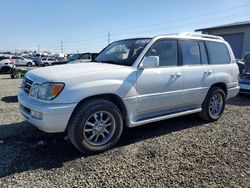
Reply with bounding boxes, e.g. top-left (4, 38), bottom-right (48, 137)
top-left (181, 40), bottom-right (215, 107)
